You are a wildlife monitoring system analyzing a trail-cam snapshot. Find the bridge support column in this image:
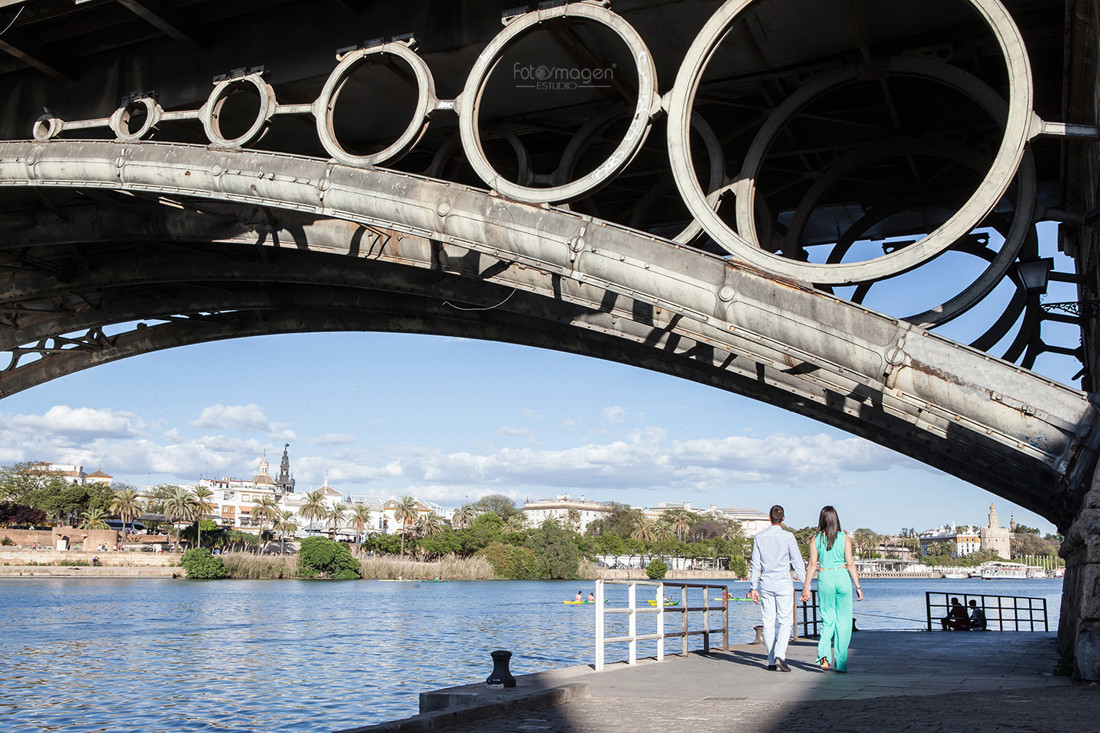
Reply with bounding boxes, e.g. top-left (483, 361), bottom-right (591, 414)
top-left (1059, 464), bottom-right (1100, 681)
